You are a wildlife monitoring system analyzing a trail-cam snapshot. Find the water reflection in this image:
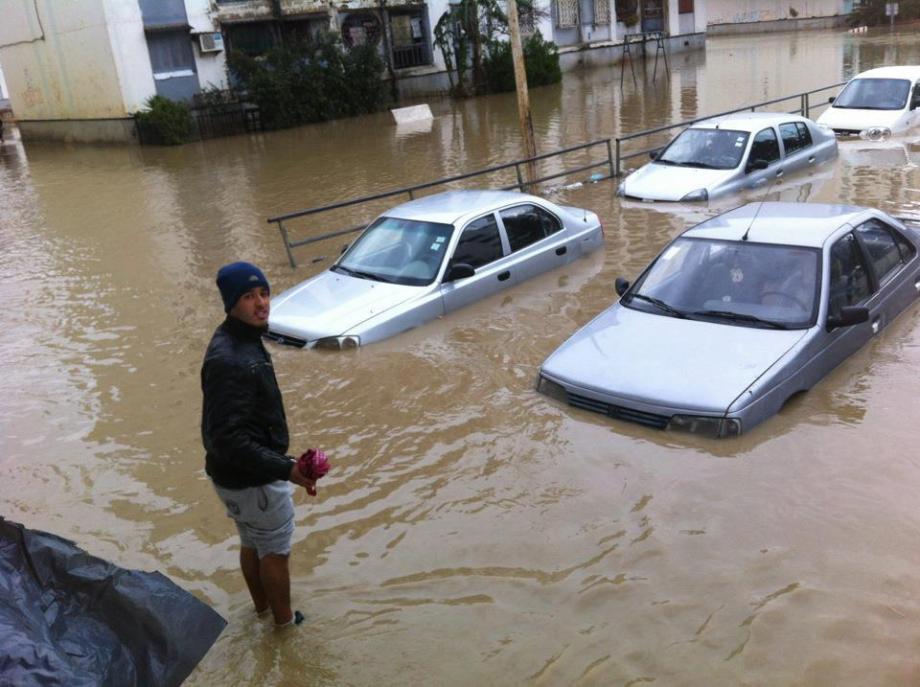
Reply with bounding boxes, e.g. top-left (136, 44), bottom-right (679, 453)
top-left (2, 27), bottom-right (920, 687)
